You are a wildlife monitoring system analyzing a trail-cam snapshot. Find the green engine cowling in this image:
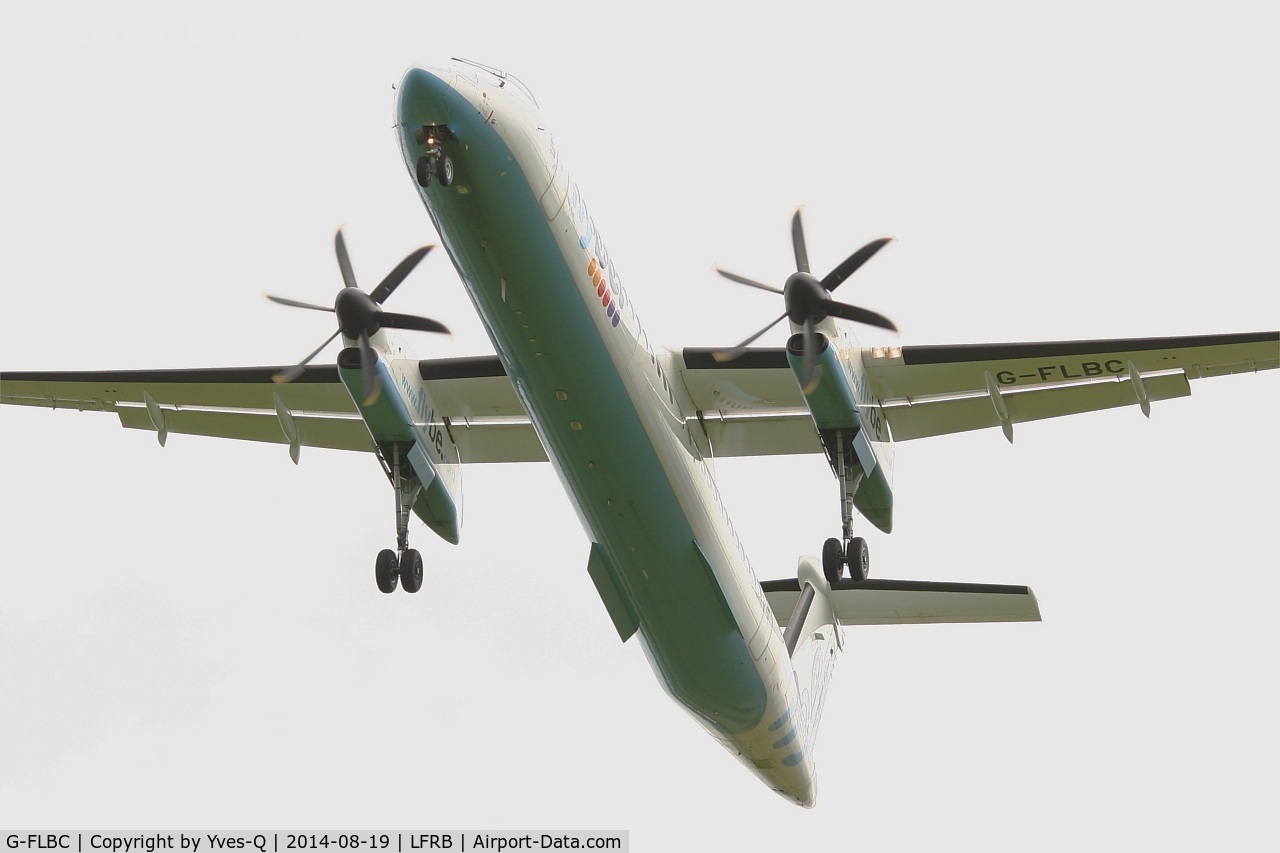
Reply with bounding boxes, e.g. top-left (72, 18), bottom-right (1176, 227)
top-left (785, 334), bottom-right (894, 533)
top-left (337, 346), bottom-right (462, 544)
